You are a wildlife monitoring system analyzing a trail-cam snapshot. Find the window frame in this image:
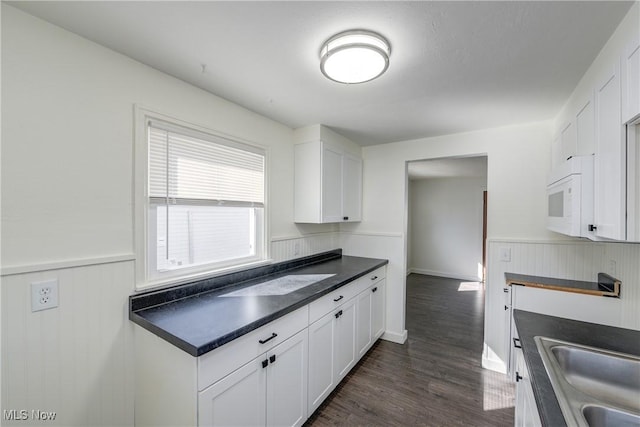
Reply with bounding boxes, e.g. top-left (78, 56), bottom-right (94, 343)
top-left (134, 106), bottom-right (270, 290)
